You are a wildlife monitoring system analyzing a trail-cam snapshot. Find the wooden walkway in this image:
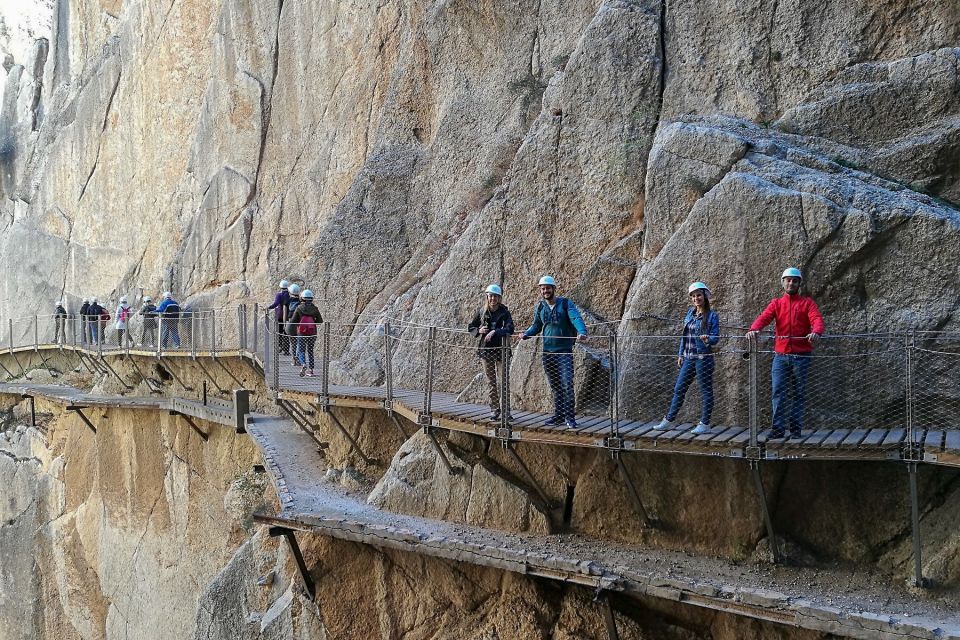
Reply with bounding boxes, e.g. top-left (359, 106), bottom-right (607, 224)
top-left (2, 341), bottom-right (960, 467)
